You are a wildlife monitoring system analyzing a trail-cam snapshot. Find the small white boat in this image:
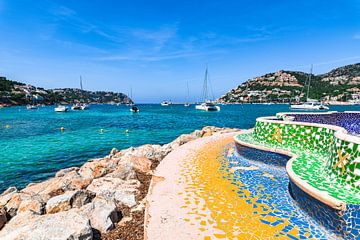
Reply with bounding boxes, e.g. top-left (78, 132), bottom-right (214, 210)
top-left (290, 101), bottom-right (329, 110)
top-left (71, 104), bottom-right (82, 110)
top-left (195, 101), bottom-right (220, 111)
top-left (161, 100), bottom-right (172, 106)
top-left (55, 105), bottom-right (69, 112)
top-left (184, 103), bottom-right (190, 107)
top-left (81, 104), bottom-right (89, 110)
top-left (130, 105), bottom-right (139, 113)
top-left (26, 105), bottom-right (38, 110)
